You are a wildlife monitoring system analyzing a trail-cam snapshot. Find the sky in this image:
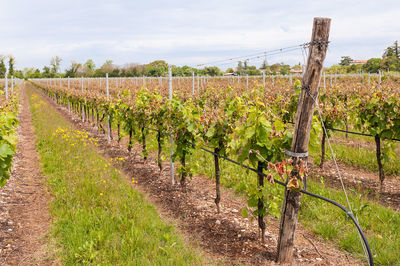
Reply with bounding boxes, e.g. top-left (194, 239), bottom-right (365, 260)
top-left (0, 0), bottom-right (399, 71)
